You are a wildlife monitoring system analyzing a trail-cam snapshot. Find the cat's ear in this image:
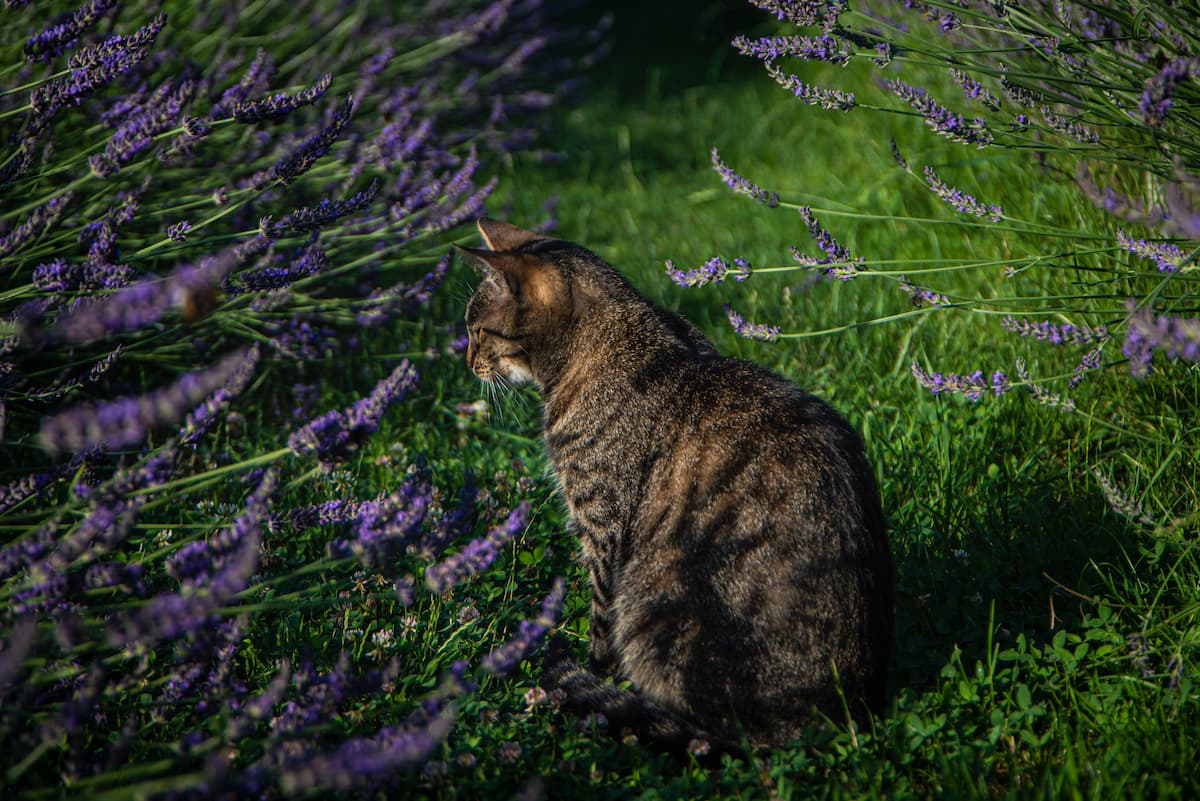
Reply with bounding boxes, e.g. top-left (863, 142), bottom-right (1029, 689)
top-left (454, 245), bottom-right (560, 305)
top-left (476, 218), bottom-right (546, 252)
